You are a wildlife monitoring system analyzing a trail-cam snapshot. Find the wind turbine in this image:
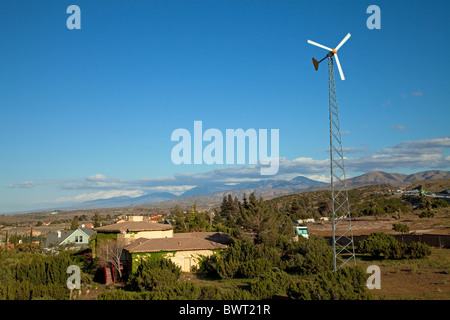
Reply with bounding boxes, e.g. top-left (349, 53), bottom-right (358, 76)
top-left (307, 33), bottom-right (356, 272)
top-left (307, 33), bottom-right (350, 80)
